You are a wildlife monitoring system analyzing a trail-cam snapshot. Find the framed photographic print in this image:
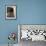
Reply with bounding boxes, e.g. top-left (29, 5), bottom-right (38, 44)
top-left (5, 5), bottom-right (16, 19)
